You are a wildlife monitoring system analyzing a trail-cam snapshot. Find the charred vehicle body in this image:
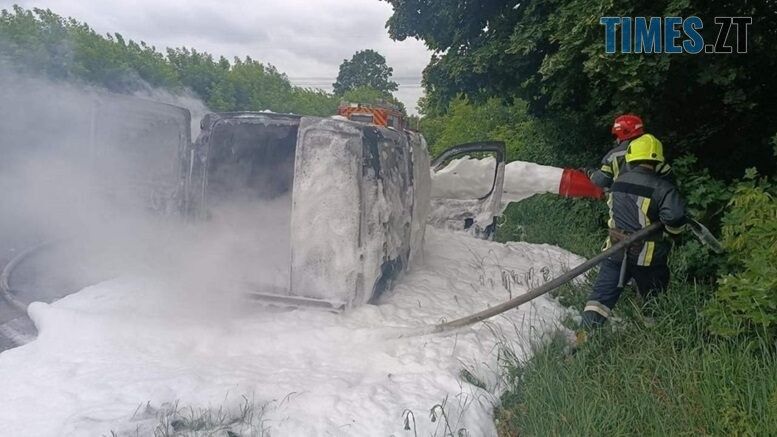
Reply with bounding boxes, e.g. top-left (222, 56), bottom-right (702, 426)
top-left (2, 89), bottom-right (506, 314)
top-left (183, 112), bottom-right (507, 310)
top-left (1, 70), bottom-right (513, 315)
top-left (3, 87), bottom-right (605, 322)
